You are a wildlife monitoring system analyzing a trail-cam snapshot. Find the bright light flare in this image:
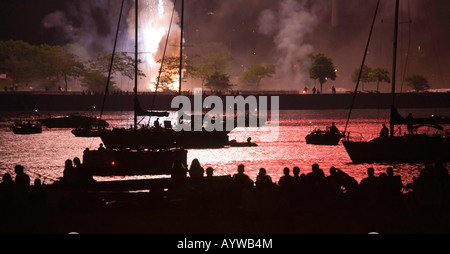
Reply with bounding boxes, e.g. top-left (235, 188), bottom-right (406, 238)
top-left (129, 0), bottom-right (181, 92)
